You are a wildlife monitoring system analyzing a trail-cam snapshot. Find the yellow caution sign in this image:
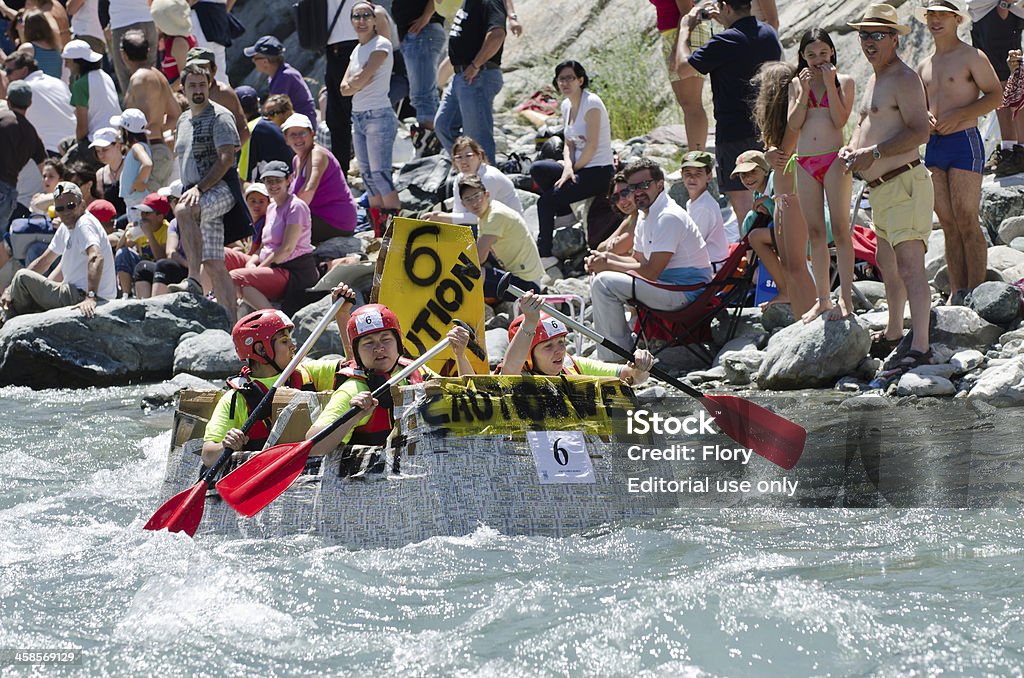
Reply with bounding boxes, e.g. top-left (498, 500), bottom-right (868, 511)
top-left (417, 376), bottom-right (637, 437)
top-left (373, 218), bottom-right (489, 375)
